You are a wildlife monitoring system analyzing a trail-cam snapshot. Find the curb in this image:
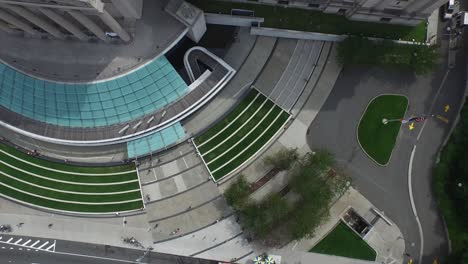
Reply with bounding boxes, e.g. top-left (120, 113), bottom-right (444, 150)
top-left (355, 94), bottom-right (409, 167)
